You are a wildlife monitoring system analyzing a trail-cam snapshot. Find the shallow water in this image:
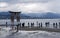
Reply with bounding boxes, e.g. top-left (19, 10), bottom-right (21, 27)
top-left (0, 27), bottom-right (60, 38)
